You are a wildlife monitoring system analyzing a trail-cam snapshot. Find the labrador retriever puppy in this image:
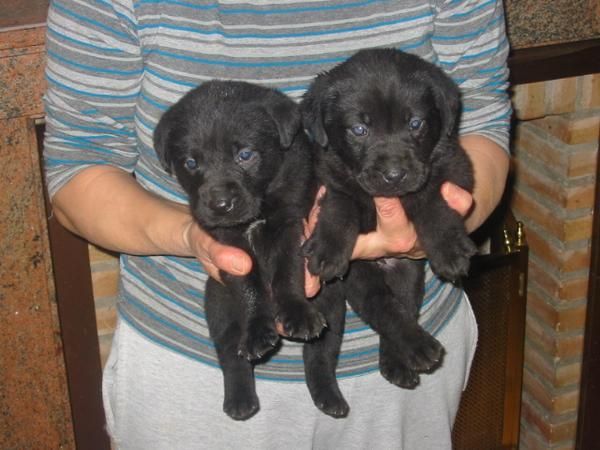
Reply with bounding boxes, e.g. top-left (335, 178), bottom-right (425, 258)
top-left (154, 80), bottom-right (331, 420)
top-left (301, 48), bottom-right (477, 388)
